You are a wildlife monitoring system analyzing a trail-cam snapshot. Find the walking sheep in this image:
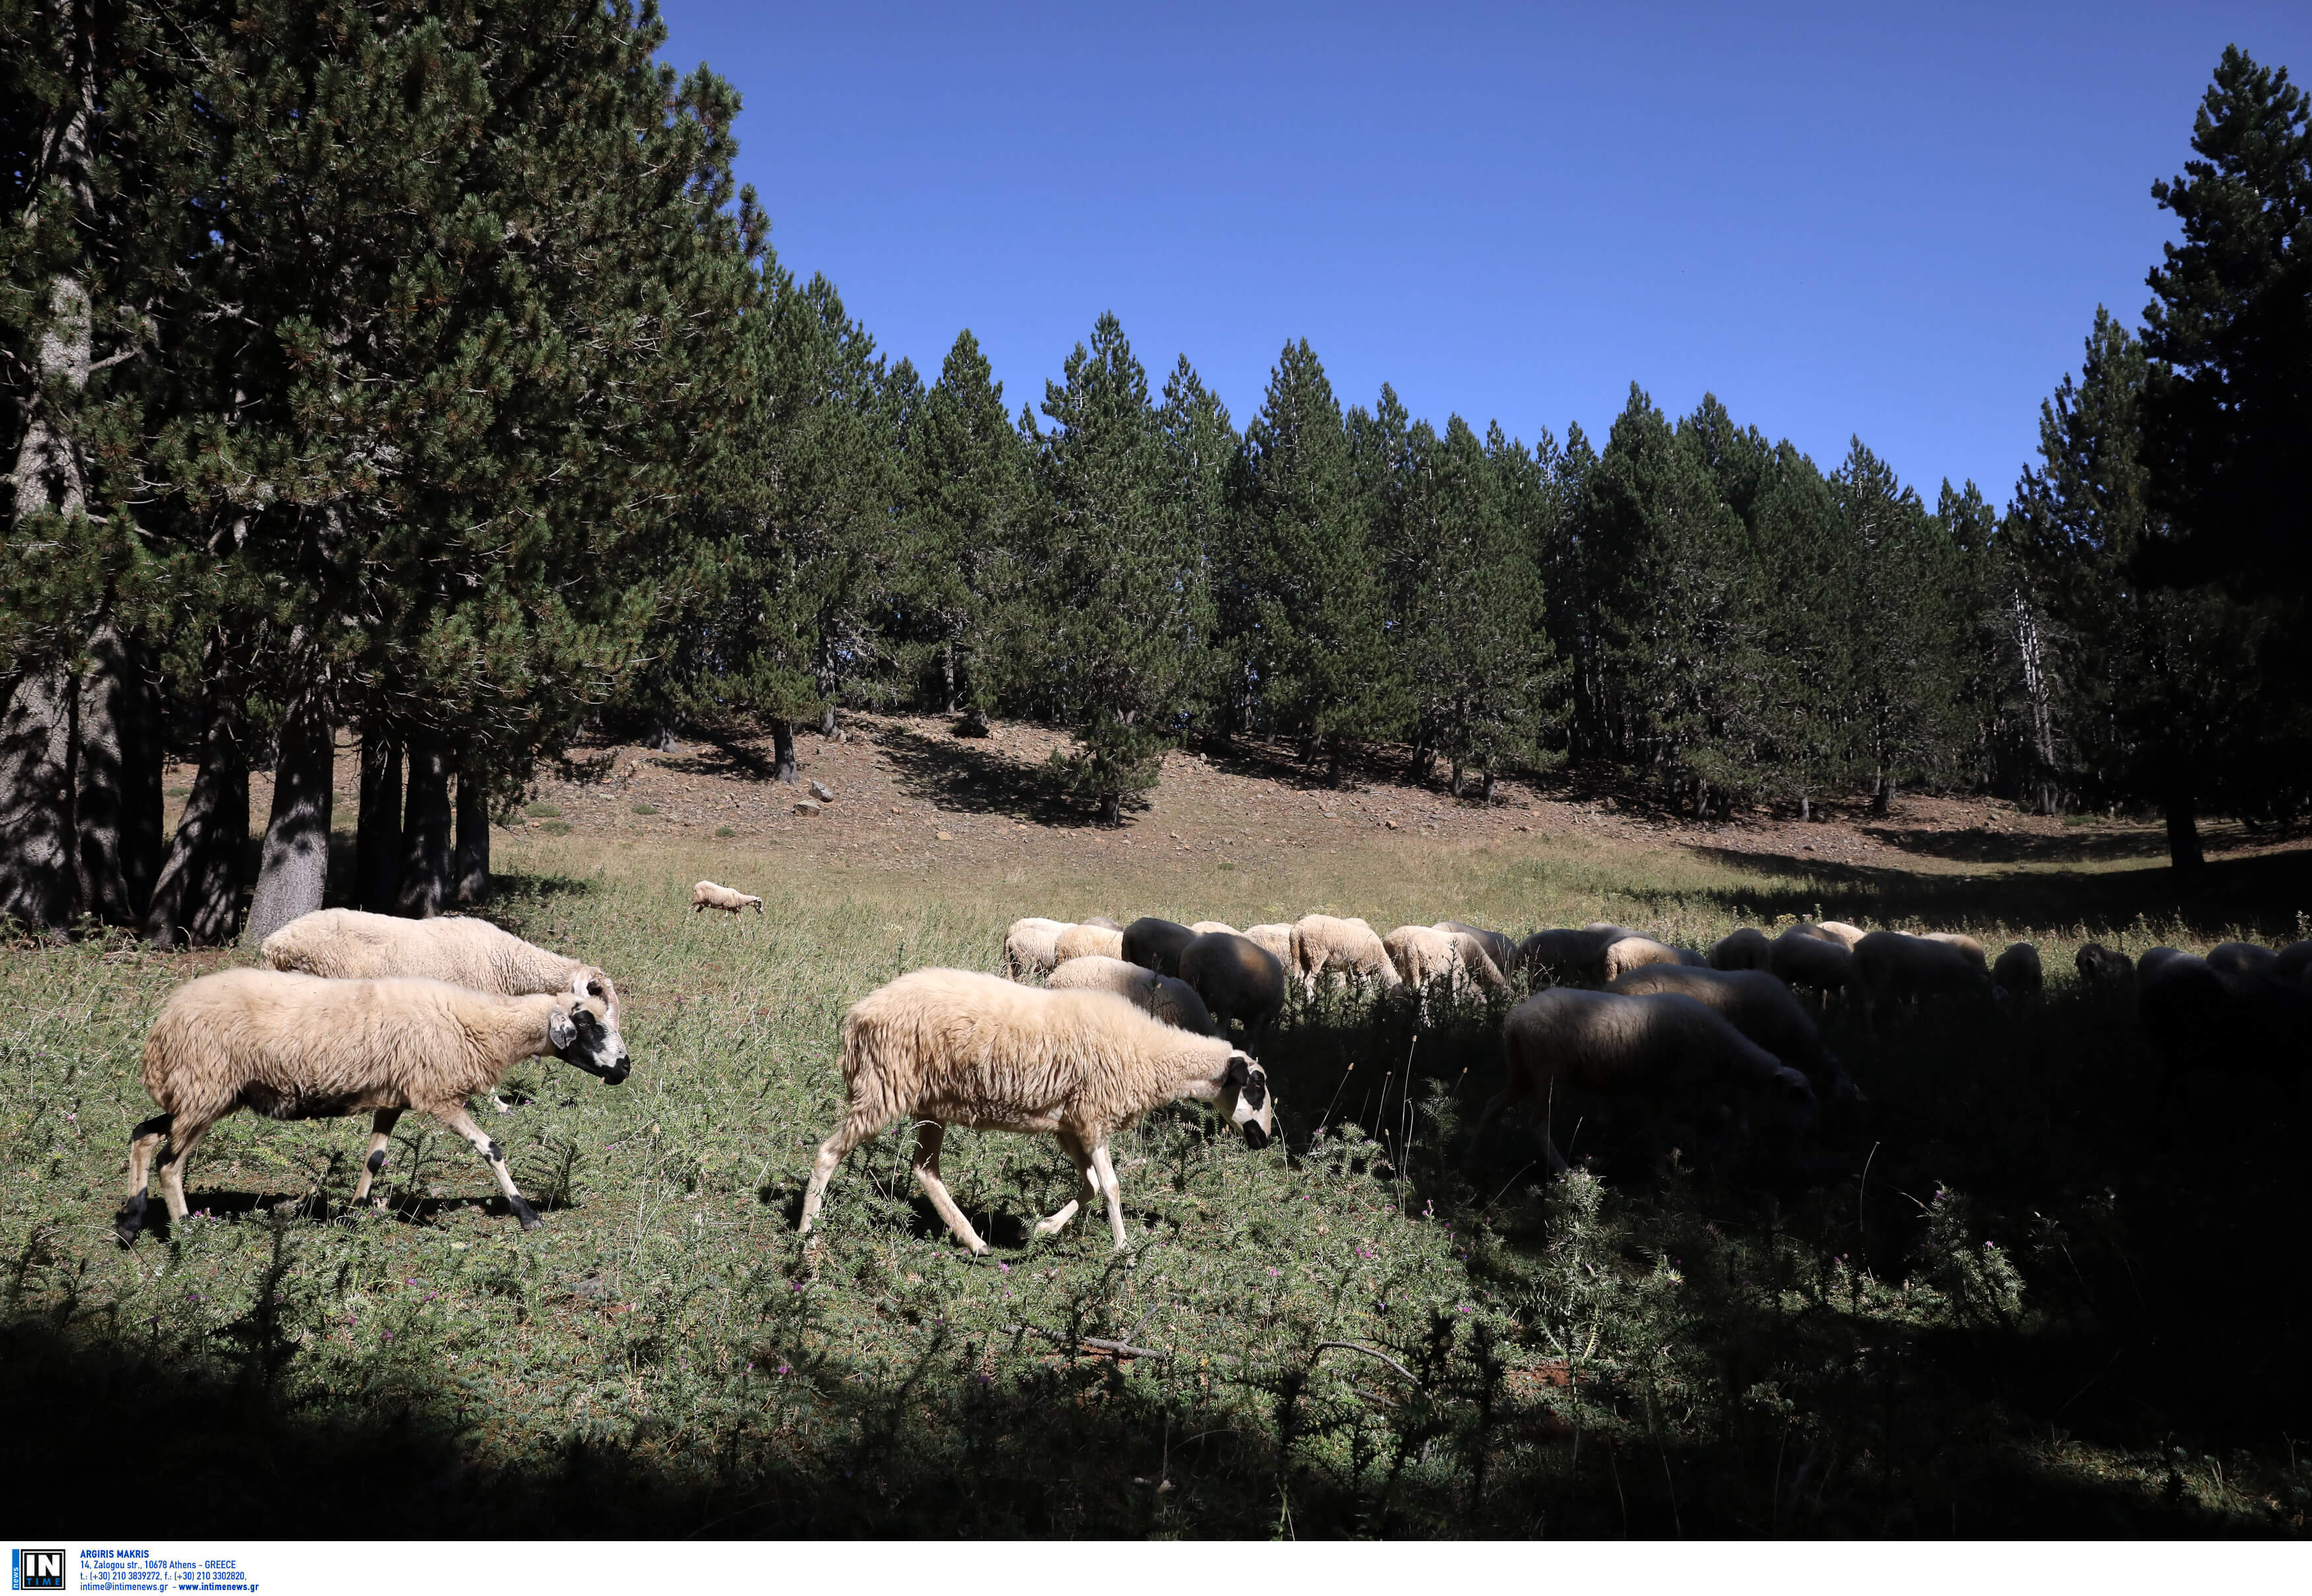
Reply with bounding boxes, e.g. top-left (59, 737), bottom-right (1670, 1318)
top-left (1606, 964), bottom-right (1856, 1103)
top-left (1476, 988), bottom-right (1817, 1175)
top-left (1002, 918), bottom-right (1071, 981)
top-left (1177, 931), bottom-right (1289, 1042)
top-left (1122, 916), bottom-right (1199, 978)
top-left (118, 968), bottom-right (629, 1244)
top-left (691, 881), bottom-right (764, 914)
top-left (1048, 955), bottom-right (1220, 1034)
top-left (796, 969), bottom-right (1275, 1253)
top-left (1054, 923), bottom-right (1126, 964)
